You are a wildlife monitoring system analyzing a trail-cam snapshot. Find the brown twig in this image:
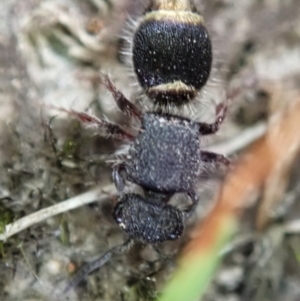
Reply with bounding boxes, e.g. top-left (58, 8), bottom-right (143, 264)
top-left (183, 96), bottom-right (300, 257)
